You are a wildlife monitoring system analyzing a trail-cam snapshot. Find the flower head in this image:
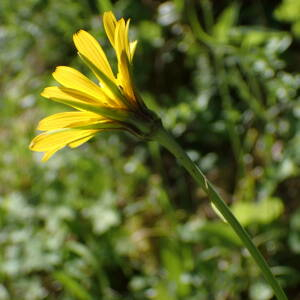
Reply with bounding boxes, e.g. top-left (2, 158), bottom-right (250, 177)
top-left (30, 11), bottom-right (158, 161)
